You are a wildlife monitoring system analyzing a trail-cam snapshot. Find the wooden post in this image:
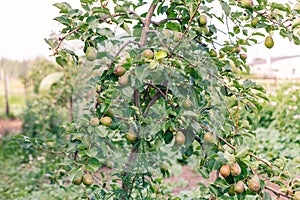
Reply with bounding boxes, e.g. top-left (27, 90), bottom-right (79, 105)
top-left (2, 66), bottom-right (10, 117)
